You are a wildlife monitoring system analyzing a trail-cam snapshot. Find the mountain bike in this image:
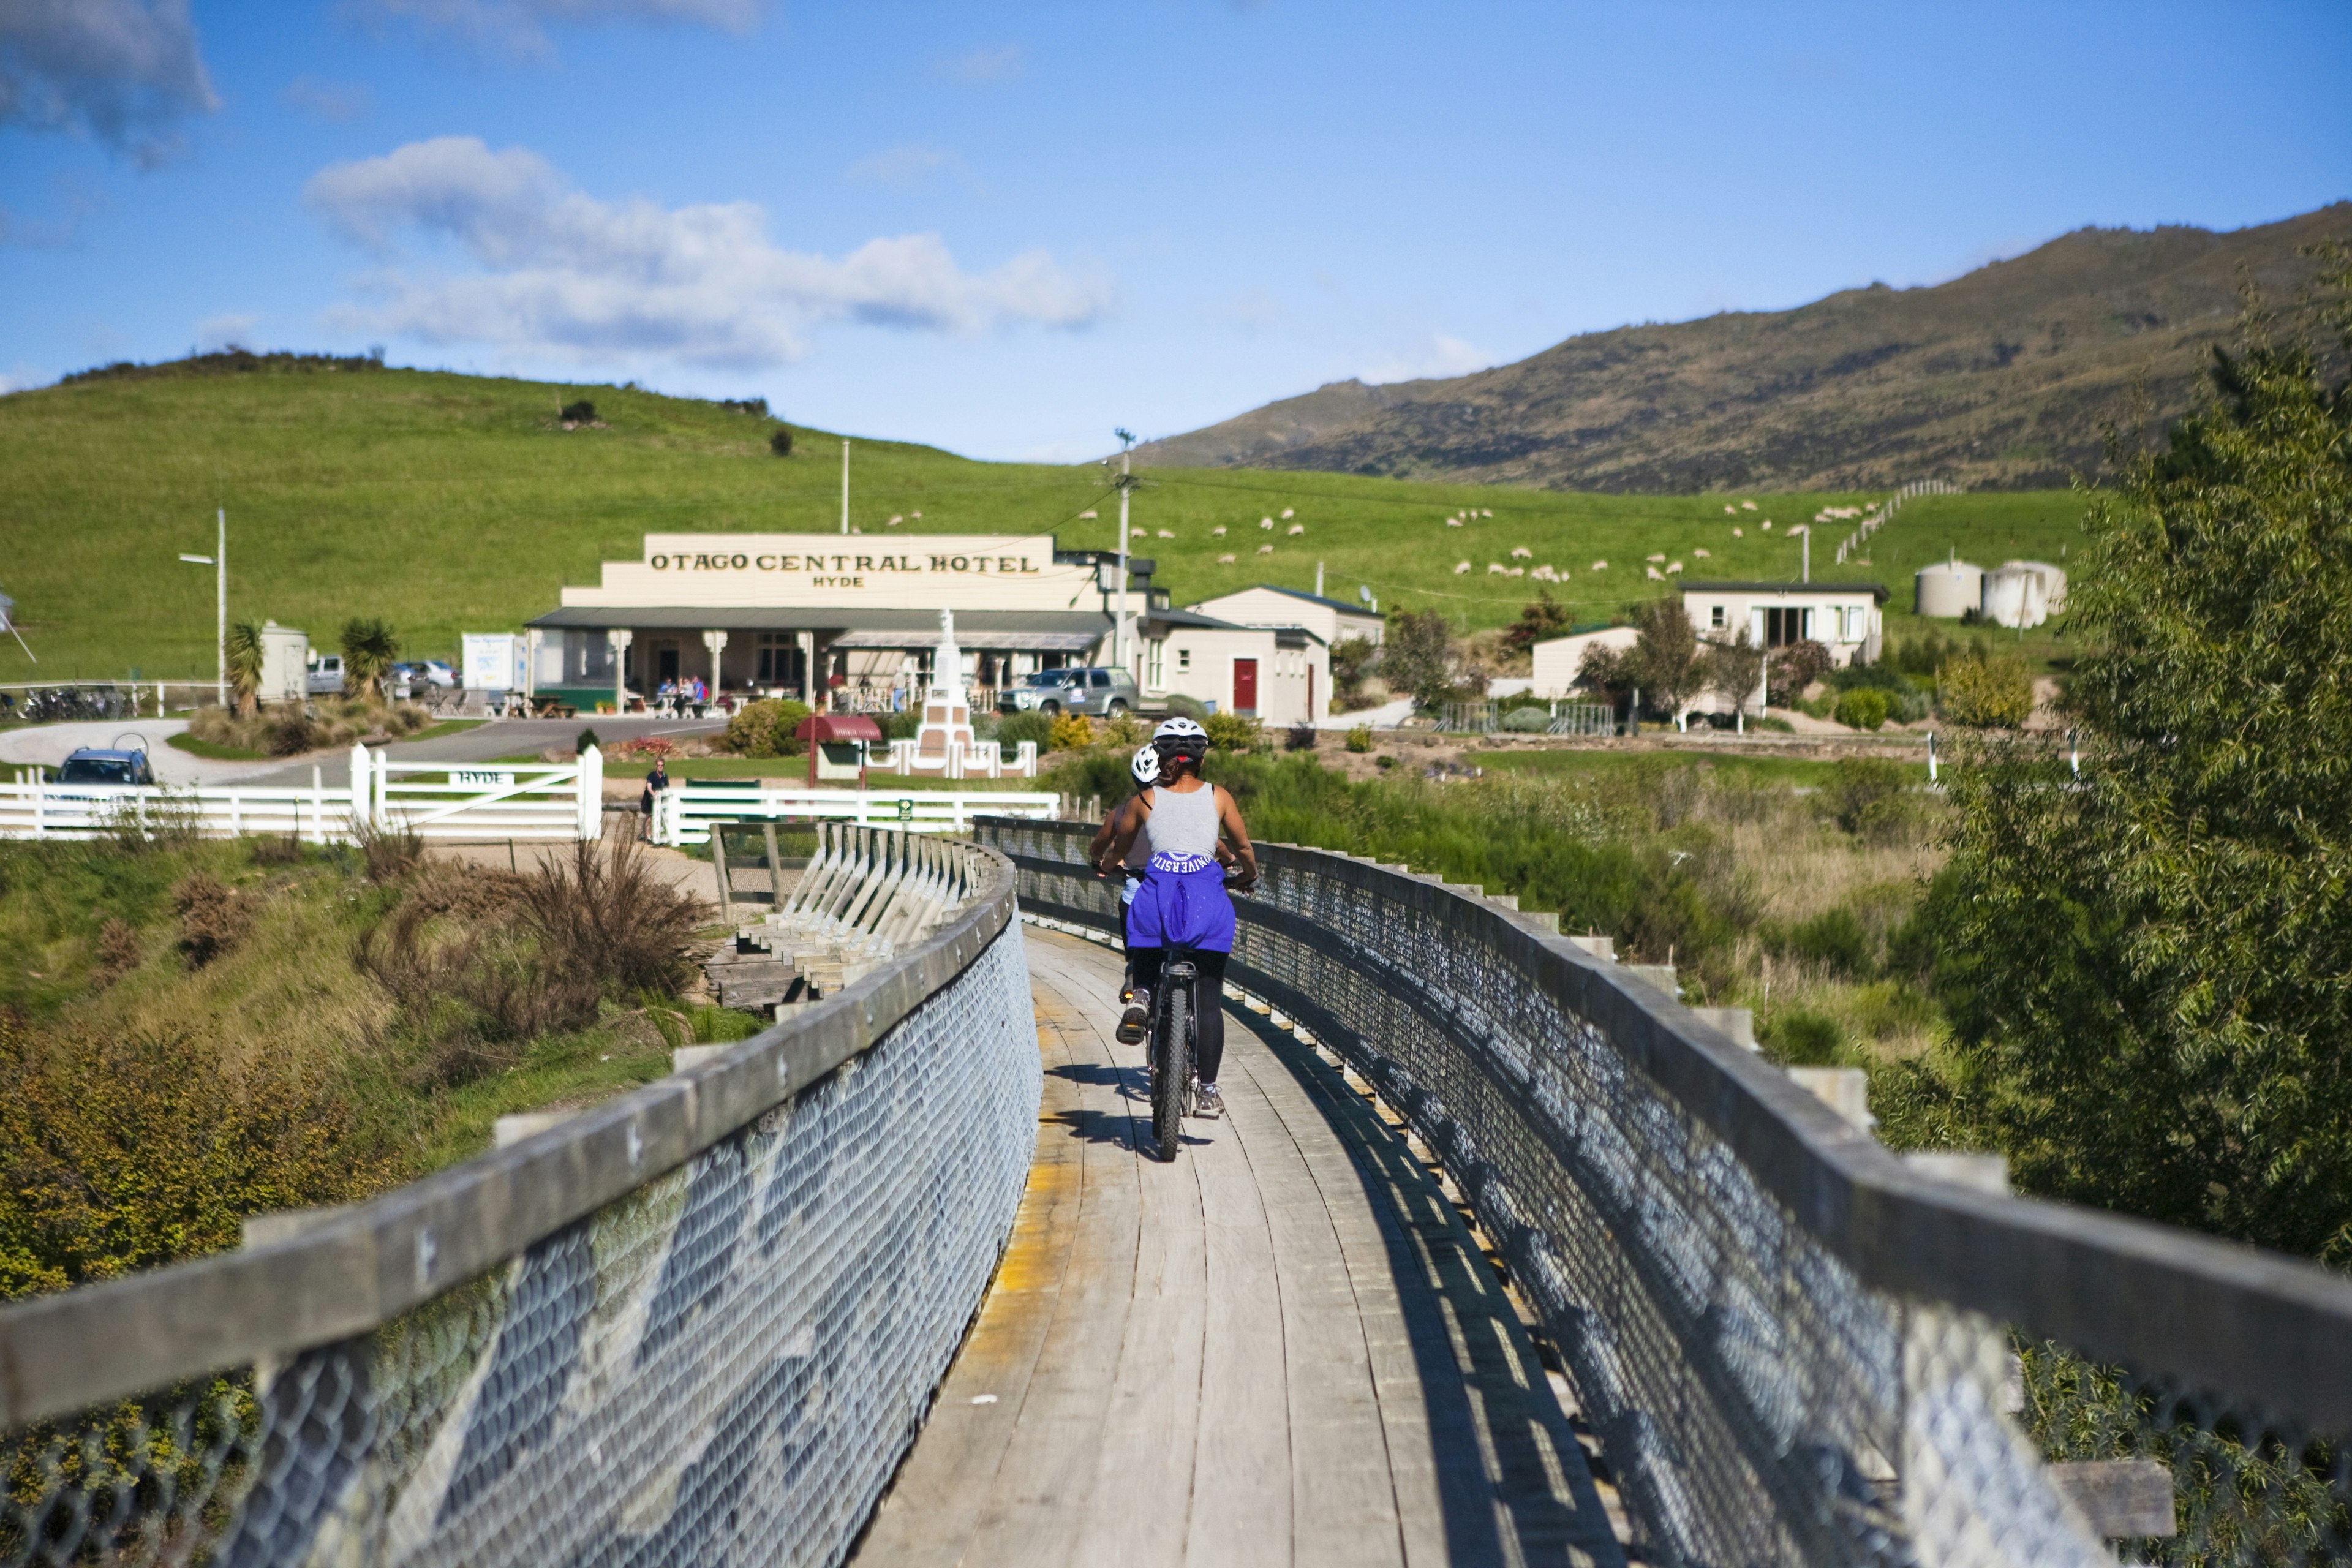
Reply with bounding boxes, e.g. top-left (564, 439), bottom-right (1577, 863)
top-left (1146, 874), bottom-right (1250, 1162)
